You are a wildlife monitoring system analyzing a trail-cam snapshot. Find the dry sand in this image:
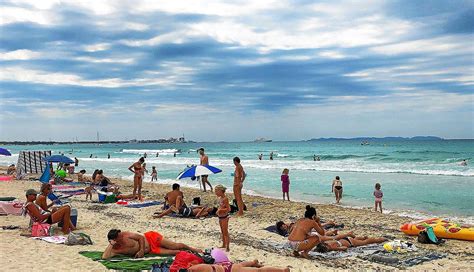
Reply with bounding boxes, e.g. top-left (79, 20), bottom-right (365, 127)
top-left (0, 168), bottom-right (473, 271)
